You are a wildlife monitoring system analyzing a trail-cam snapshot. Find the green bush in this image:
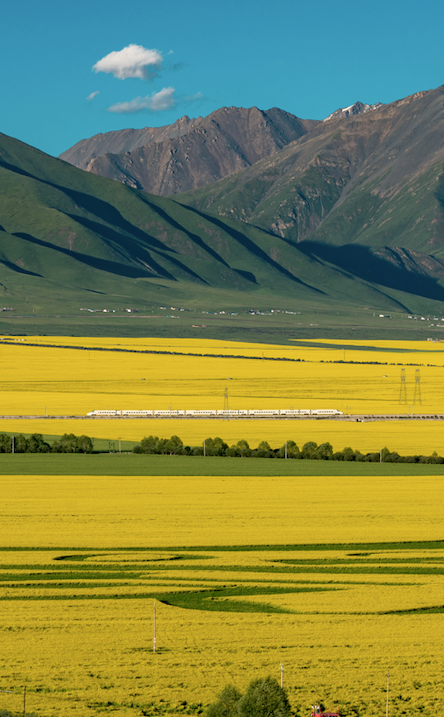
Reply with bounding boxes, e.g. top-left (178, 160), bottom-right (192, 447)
top-left (237, 676), bottom-right (291, 717)
top-left (140, 435), bottom-right (160, 453)
top-left (277, 440), bottom-right (300, 459)
top-left (254, 440), bottom-right (273, 458)
top-left (315, 442), bottom-right (334, 460)
top-left (51, 433), bottom-right (92, 453)
top-left (205, 685), bottom-right (241, 717)
top-left (206, 678), bottom-right (290, 717)
top-left (301, 441), bottom-right (318, 459)
top-left (0, 433), bottom-right (12, 452)
top-left (204, 437), bottom-right (229, 456)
